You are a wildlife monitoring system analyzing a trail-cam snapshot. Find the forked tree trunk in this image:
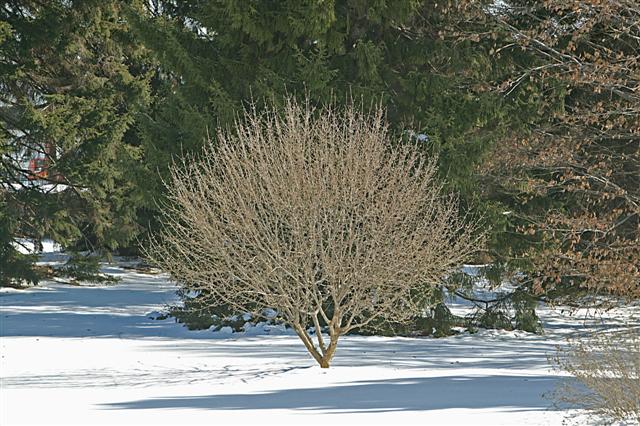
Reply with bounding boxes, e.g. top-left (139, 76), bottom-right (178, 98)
top-left (318, 334), bottom-right (339, 368)
top-left (293, 324), bottom-right (340, 368)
